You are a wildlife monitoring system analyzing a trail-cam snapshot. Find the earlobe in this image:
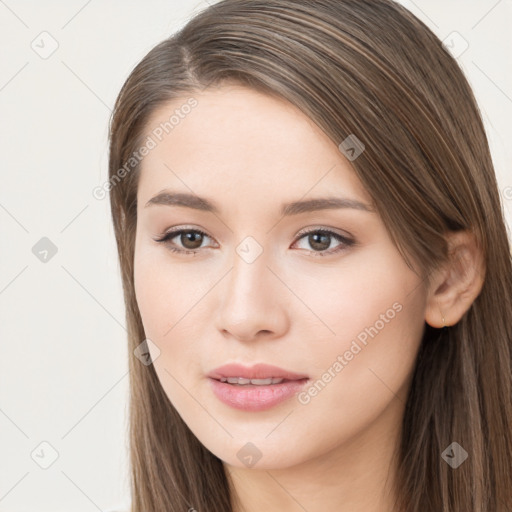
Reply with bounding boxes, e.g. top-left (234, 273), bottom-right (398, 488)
top-left (424, 230), bottom-right (485, 329)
